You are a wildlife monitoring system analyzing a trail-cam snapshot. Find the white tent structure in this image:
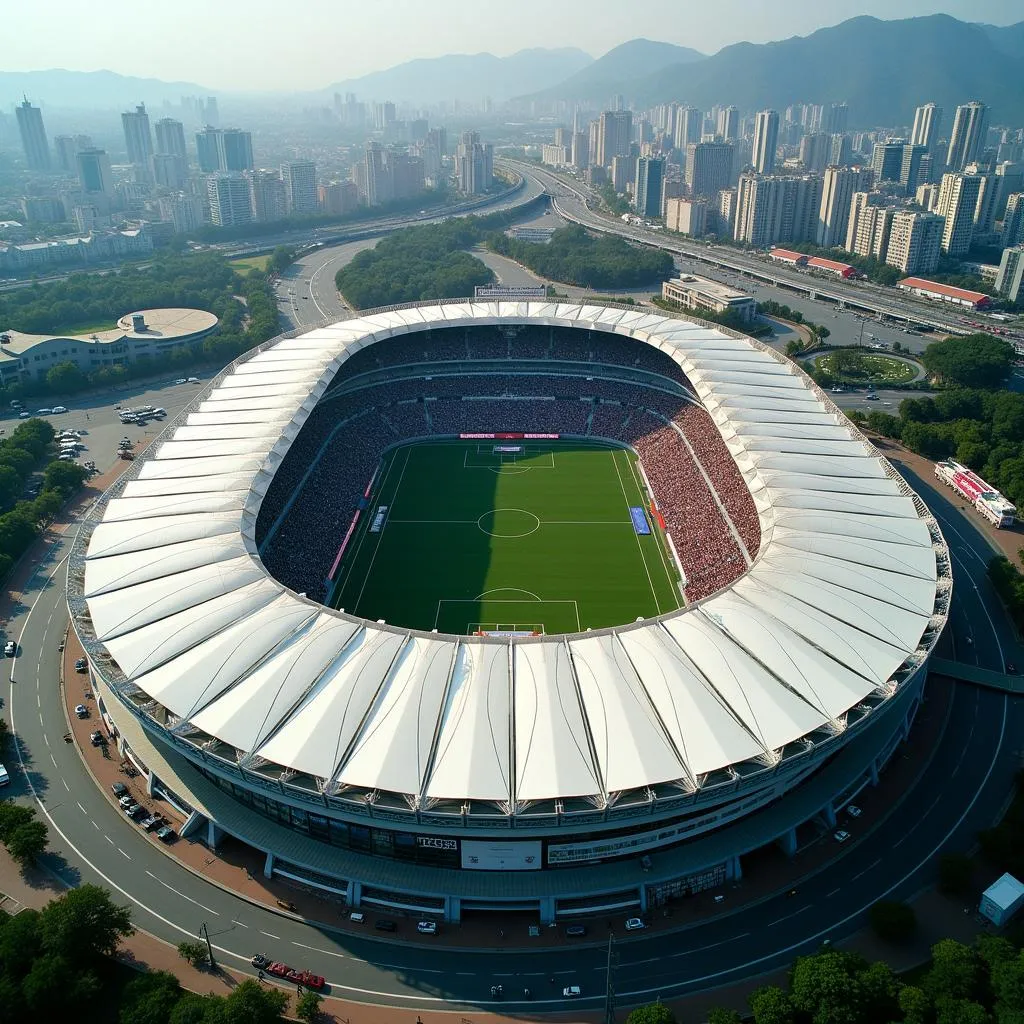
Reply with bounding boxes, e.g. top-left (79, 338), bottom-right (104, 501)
top-left (74, 302), bottom-right (950, 827)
